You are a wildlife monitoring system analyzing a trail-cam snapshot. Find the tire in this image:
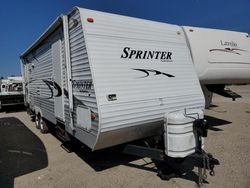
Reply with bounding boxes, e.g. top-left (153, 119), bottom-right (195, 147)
top-left (35, 114), bottom-right (40, 129)
top-left (40, 117), bottom-right (49, 134)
